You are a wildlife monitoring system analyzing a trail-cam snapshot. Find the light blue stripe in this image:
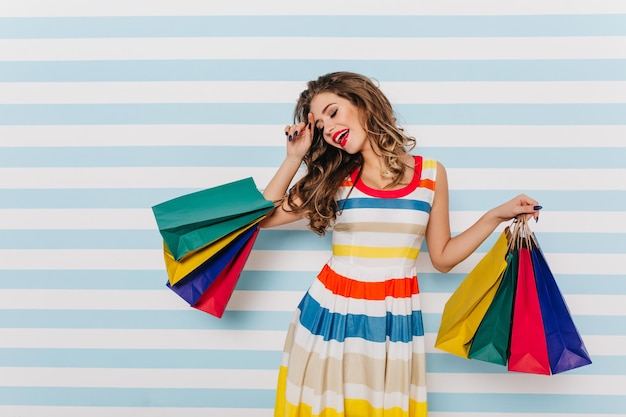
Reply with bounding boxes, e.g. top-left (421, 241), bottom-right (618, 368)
top-left (1, 60), bottom-right (625, 82)
top-left (0, 147), bottom-right (285, 168)
top-left (3, 147), bottom-right (626, 169)
top-left (0, 271), bottom-right (167, 290)
top-left (0, 387), bottom-right (274, 408)
top-left (1, 15), bottom-right (626, 38)
top-left (1, 230), bottom-right (624, 254)
top-left (0, 310), bottom-right (294, 330)
top-left (0, 190), bottom-right (623, 211)
top-left (0, 348), bottom-right (280, 370)
top-left (428, 393), bottom-right (626, 414)
top-left (0, 271), bottom-right (623, 296)
top-left (0, 230), bottom-right (332, 250)
top-left (2, 104), bottom-right (626, 125)
top-left (423, 313), bottom-right (623, 336)
top-left (0, 347), bottom-right (618, 375)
